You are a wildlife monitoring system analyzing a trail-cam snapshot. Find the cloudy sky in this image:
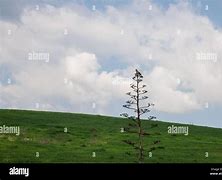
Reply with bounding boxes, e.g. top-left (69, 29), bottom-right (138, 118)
top-left (0, 0), bottom-right (222, 128)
